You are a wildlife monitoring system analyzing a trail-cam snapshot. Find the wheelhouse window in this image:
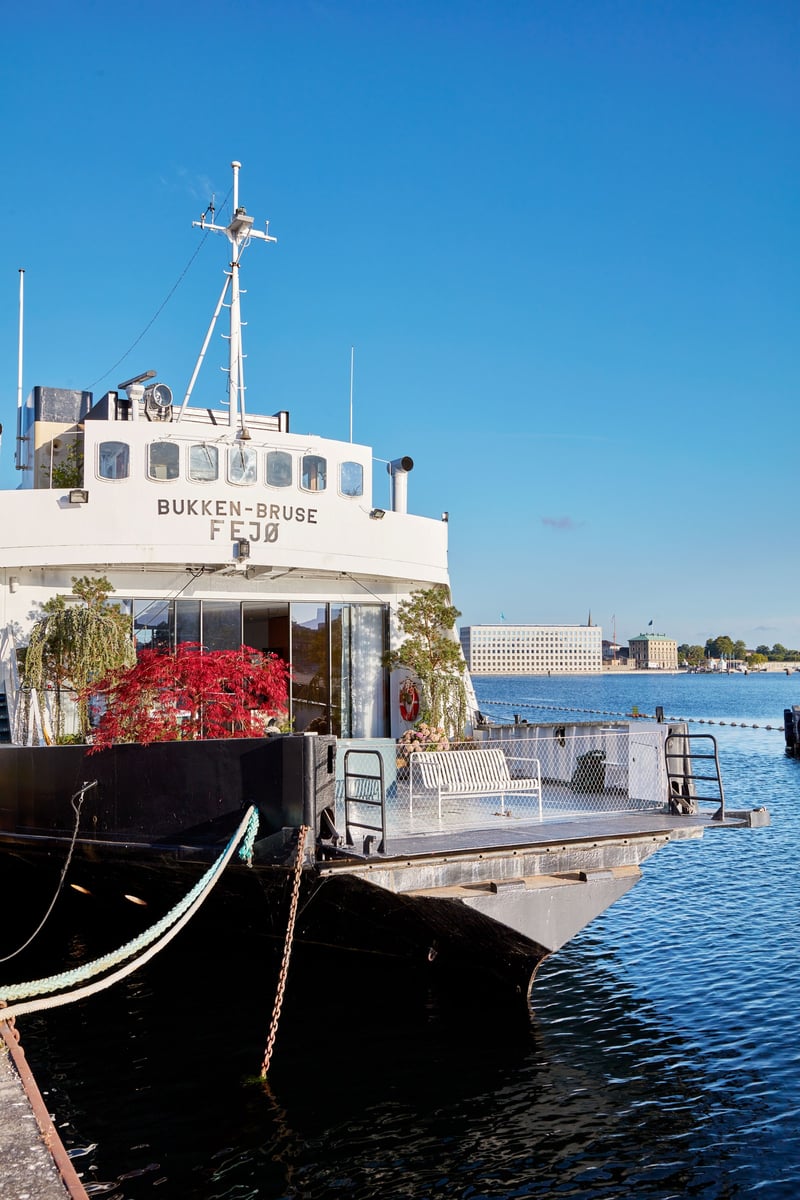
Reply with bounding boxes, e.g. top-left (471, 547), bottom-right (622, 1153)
top-left (98, 441), bottom-right (130, 480)
top-left (340, 461), bottom-right (363, 497)
top-left (189, 444), bottom-right (219, 482)
top-left (228, 444), bottom-right (257, 485)
top-left (148, 441), bottom-right (179, 481)
top-left (266, 450), bottom-right (292, 488)
top-left (301, 454), bottom-right (326, 492)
